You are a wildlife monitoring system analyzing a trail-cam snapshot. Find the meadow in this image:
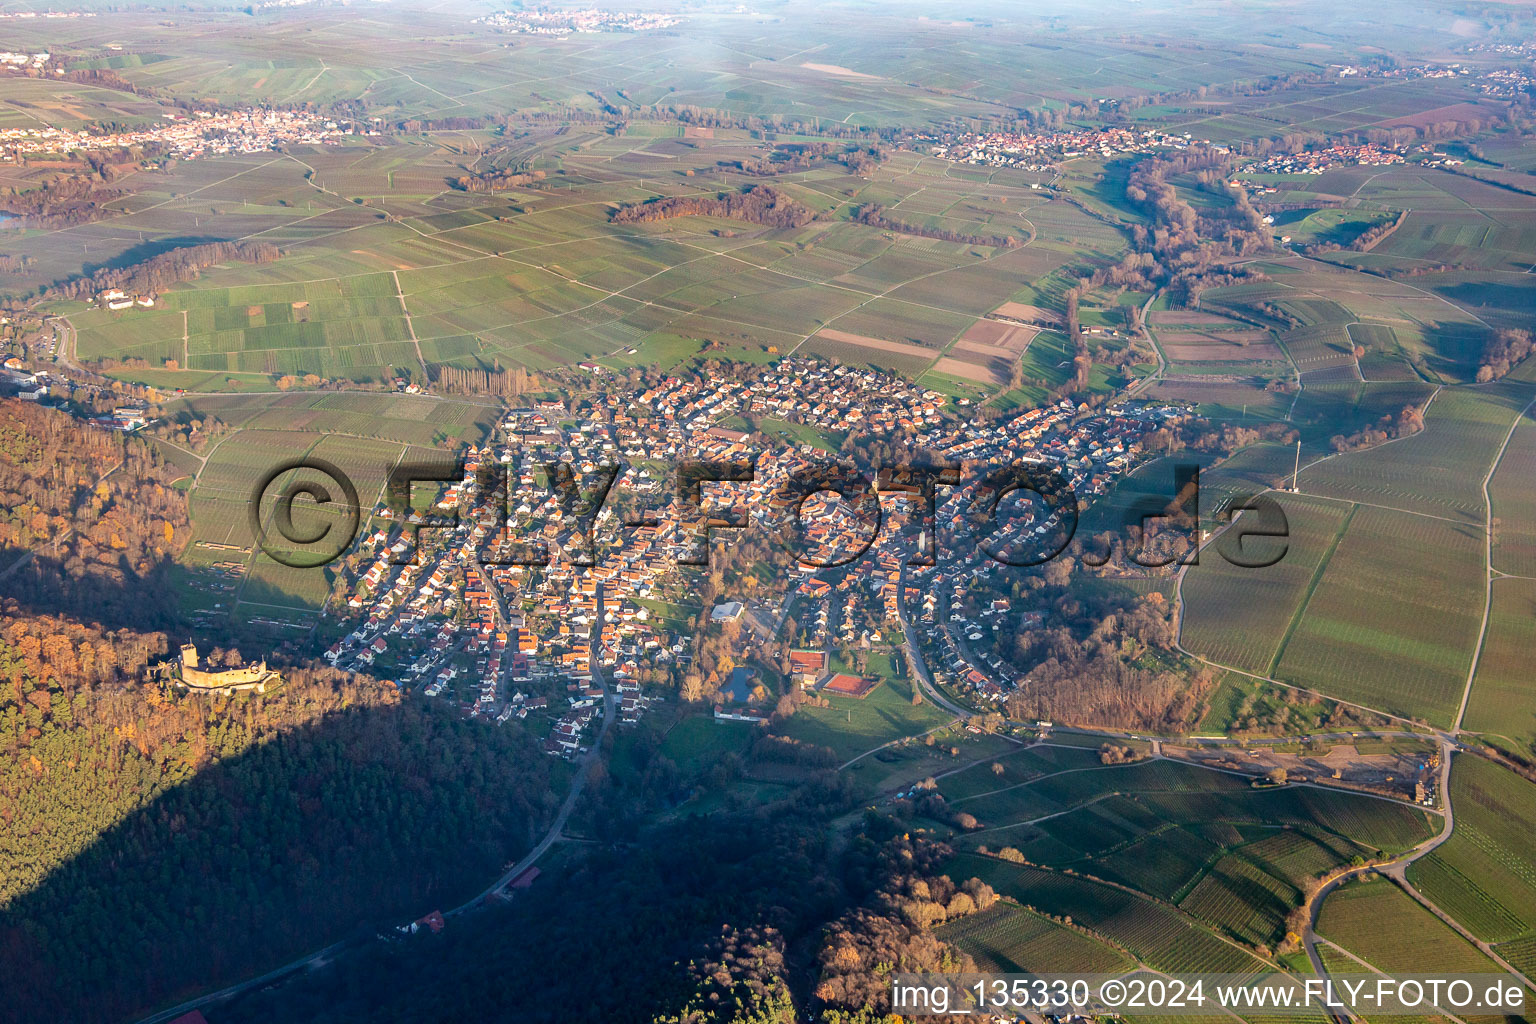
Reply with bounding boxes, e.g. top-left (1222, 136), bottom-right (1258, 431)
top-left (777, 659), bottom-right (952, 764)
